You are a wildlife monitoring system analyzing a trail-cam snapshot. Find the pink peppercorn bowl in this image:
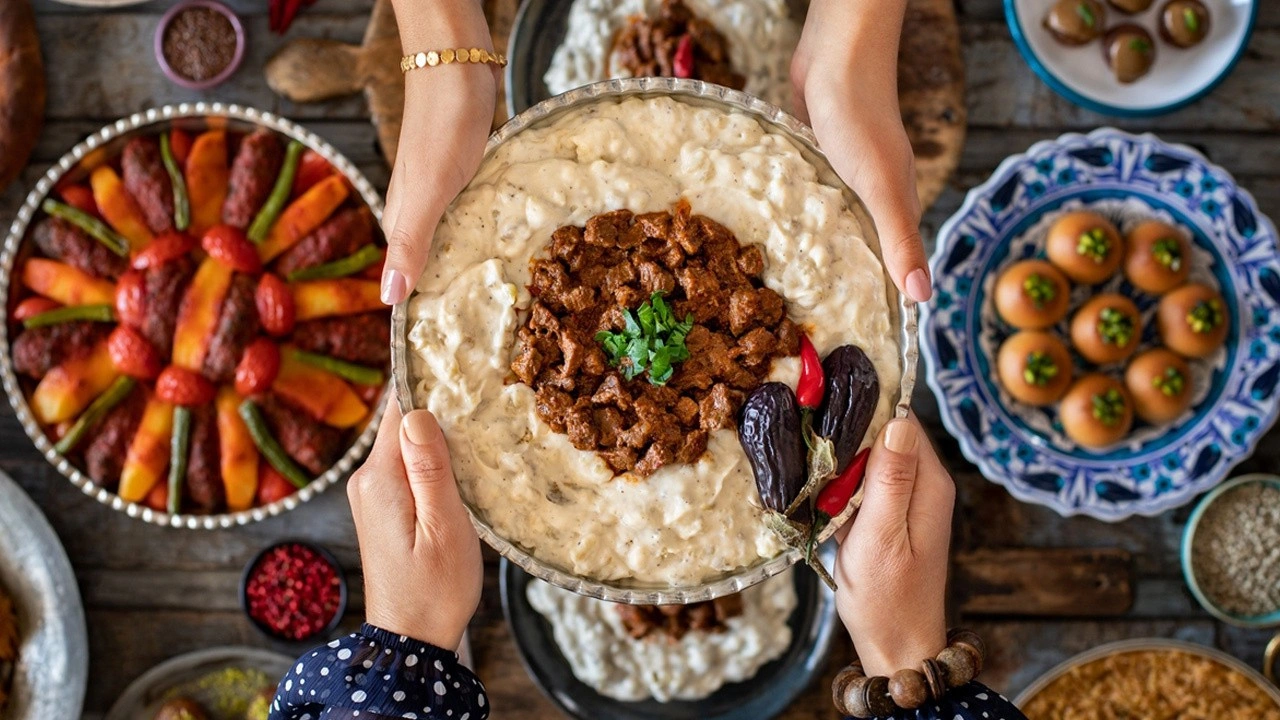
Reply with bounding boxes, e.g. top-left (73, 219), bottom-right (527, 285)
top-left (154, 0), bottom-right (246, 91)
top-left (239, 539), bottom-right (349, 644)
